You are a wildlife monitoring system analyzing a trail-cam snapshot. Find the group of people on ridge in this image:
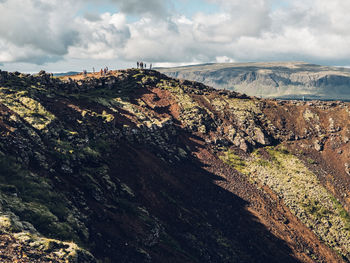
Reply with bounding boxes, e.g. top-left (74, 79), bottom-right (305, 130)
top-left (82, 66), bottom-right (109, 78)
top-left (100, 66), bottom-right (109, 76)
top-left (137, 61), bottom-right (152, 70)
top-left (82, 62), bottom-right (154, 78)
